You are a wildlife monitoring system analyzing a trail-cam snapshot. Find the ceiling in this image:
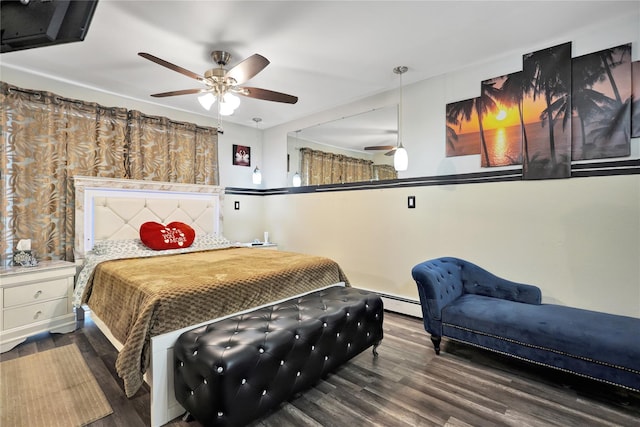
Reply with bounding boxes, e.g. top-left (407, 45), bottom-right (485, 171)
top-left (1, 1), bottom-right (637, 131)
